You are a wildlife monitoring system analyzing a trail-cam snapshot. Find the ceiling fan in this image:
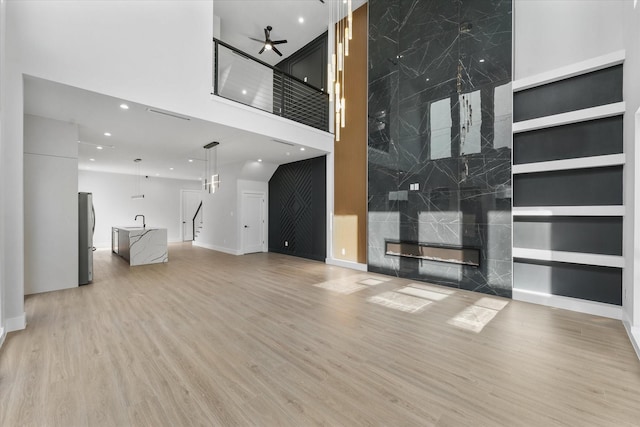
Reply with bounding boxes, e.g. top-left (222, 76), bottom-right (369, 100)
top-left (250, 26), bottom-right (287, 57)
